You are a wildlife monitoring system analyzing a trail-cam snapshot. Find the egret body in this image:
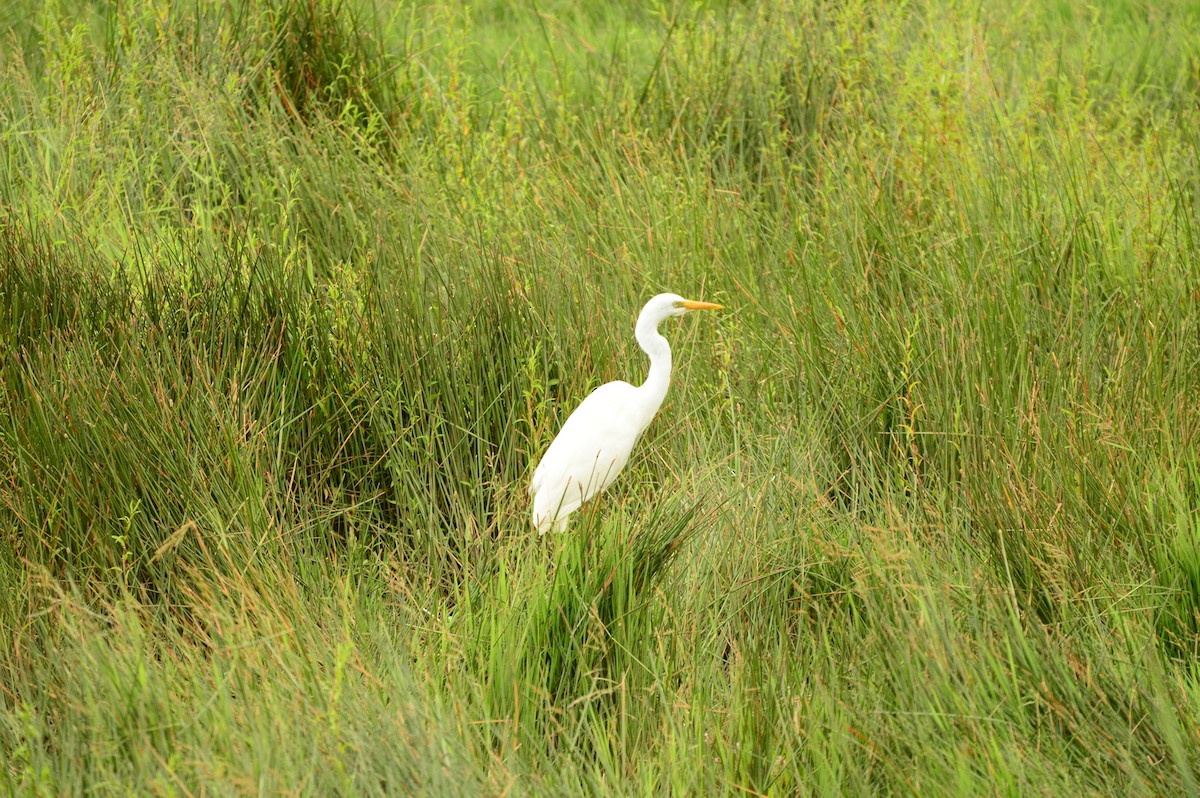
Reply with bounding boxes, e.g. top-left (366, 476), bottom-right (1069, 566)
top-left (529, 293), bottom-right (721, 534)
